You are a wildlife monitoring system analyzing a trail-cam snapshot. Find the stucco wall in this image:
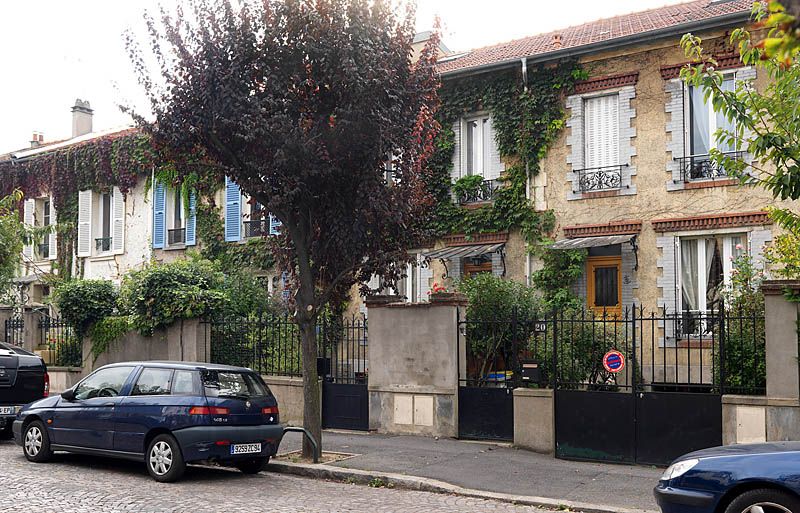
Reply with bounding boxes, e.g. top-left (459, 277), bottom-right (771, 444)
top-left (82, 177), bottom-right (152, 283)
